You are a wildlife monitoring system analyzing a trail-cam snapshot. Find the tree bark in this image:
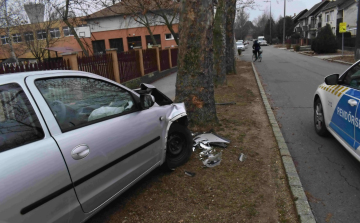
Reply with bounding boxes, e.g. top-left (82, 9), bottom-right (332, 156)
top-left (355, 1), bottom-right (360, 60)
top-left (213, 0), bottom-right (227, 85)
top-left (175, 0), bottom-right (218, 126)
top-left (225, 0), bottom-right (236, 75)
